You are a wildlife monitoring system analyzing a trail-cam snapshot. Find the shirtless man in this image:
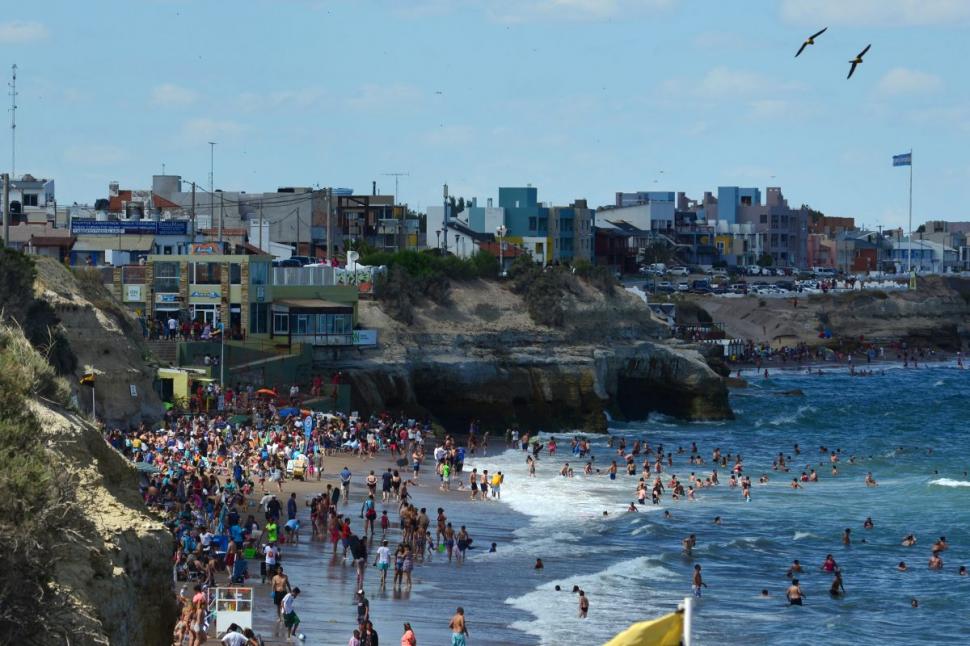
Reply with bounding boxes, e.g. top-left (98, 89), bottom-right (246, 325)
top-left (271, 567), bottom-right (291, 620)
top-left (829, 571), bottom-right (845, 597)
top-left (932, 536), bottom-right (948, 553)
top-left (436, 508), bottom-right (447, 548)
top-left (578, 590), bottom-right (589, 618)
top-left (786, 579), bottom-right (804, 605)
top-left (786, 560), bottom-right (803, 578)
top-left (864, 472), bottom-right (878, 487)
top-left (929, 553), bottom-right (944, 570)
top-left (901, 534), bottom-right (917, 547)
top-left (449, 607), bottom-right (469, 646)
